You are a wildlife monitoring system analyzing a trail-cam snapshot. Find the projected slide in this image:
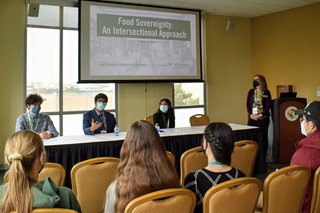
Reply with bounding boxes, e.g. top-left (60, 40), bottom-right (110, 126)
top-left (80, 1), bottom-right (202, 82)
